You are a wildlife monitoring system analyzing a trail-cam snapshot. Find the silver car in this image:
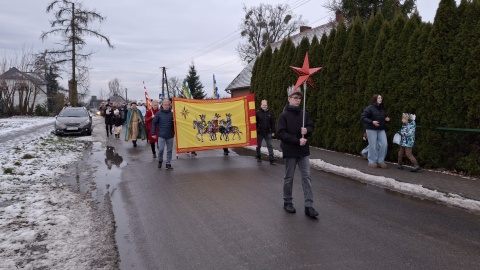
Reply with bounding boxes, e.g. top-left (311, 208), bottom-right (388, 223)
top-left (54, 107), bottom-right (93, 136)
